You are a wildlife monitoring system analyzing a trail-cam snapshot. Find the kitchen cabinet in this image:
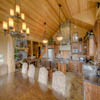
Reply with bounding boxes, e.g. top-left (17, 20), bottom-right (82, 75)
top-left (94, 19), bottom-right (100, 61)
top-left (84, 81), bottom-right (100, 100)
top-left (57, 63), bottom-right (66, 74)
top-left (68, 61), bottom-right (83, 73)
